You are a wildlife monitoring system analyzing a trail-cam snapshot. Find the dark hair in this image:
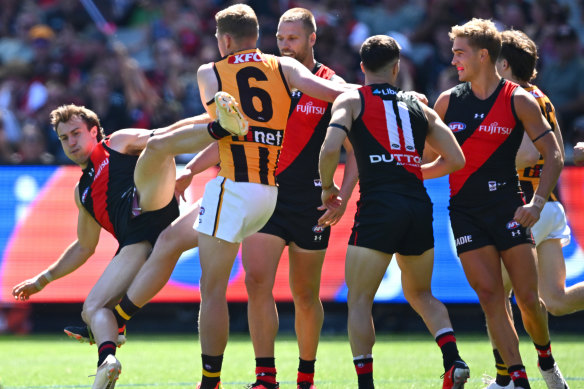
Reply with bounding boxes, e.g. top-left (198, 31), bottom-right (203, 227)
top-left (449, 18), bottom-right (501, 63)
top-left (500, 30), bottom-right (538, 82)
top-left (50, 104), bottom-right (105, 142)
top-left (215, 4), bottom-right (259, 41)
top-left (360, 35), bottom-right (400, 72)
